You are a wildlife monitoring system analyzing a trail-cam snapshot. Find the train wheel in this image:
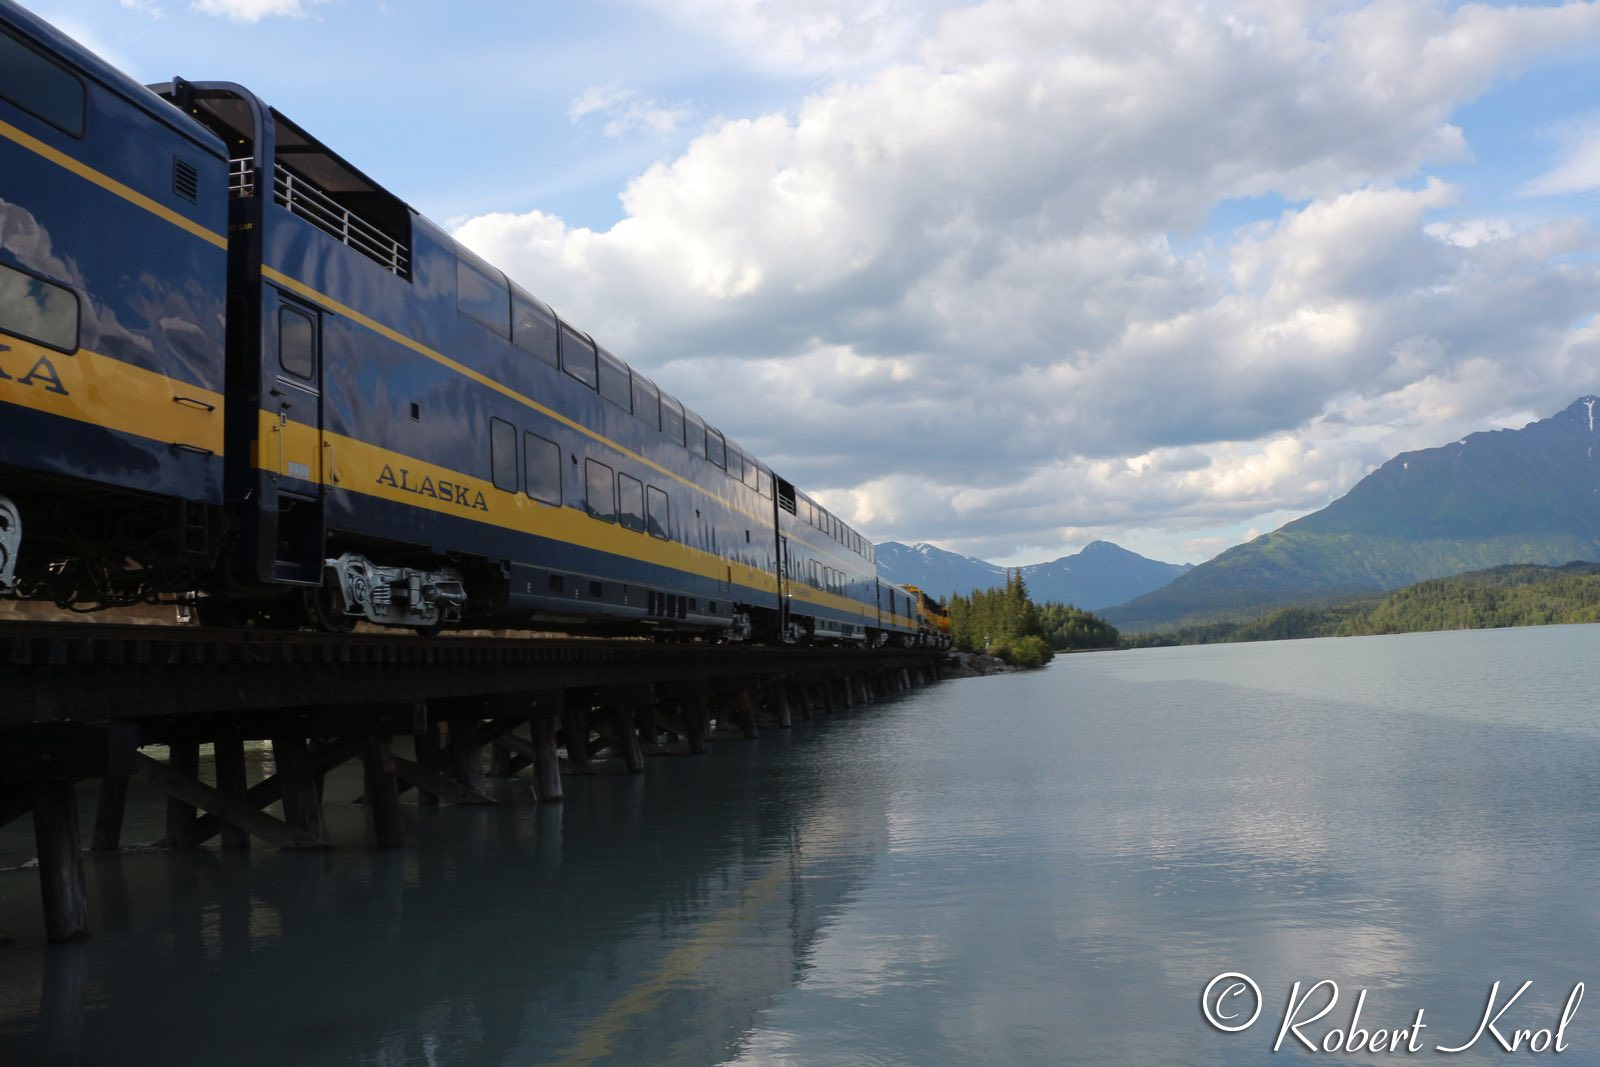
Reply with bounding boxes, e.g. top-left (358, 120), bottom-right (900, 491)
top-left (303, 581), bottom-right (355, 633)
